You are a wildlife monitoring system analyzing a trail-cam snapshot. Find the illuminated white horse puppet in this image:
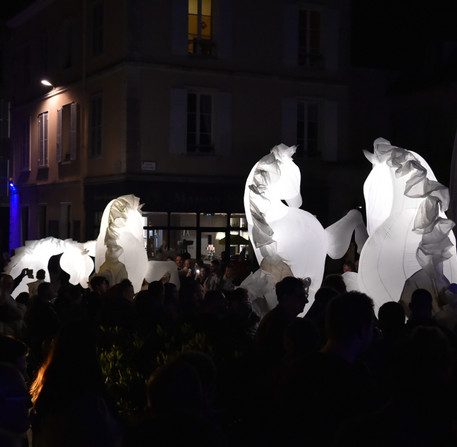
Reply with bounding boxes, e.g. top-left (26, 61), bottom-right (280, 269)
top-left (242, 140), bottom-right (457, 316)
top-left (356, 138), bottom-right (457, 313)
top-left (7, 237), bottom-right (95, 297)
top-left (8, 194), bottom-right (179, 296)
top-left (241, 143), bottom-right (368, 314)
top-left (95, 194), bottom-right (179, 292)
